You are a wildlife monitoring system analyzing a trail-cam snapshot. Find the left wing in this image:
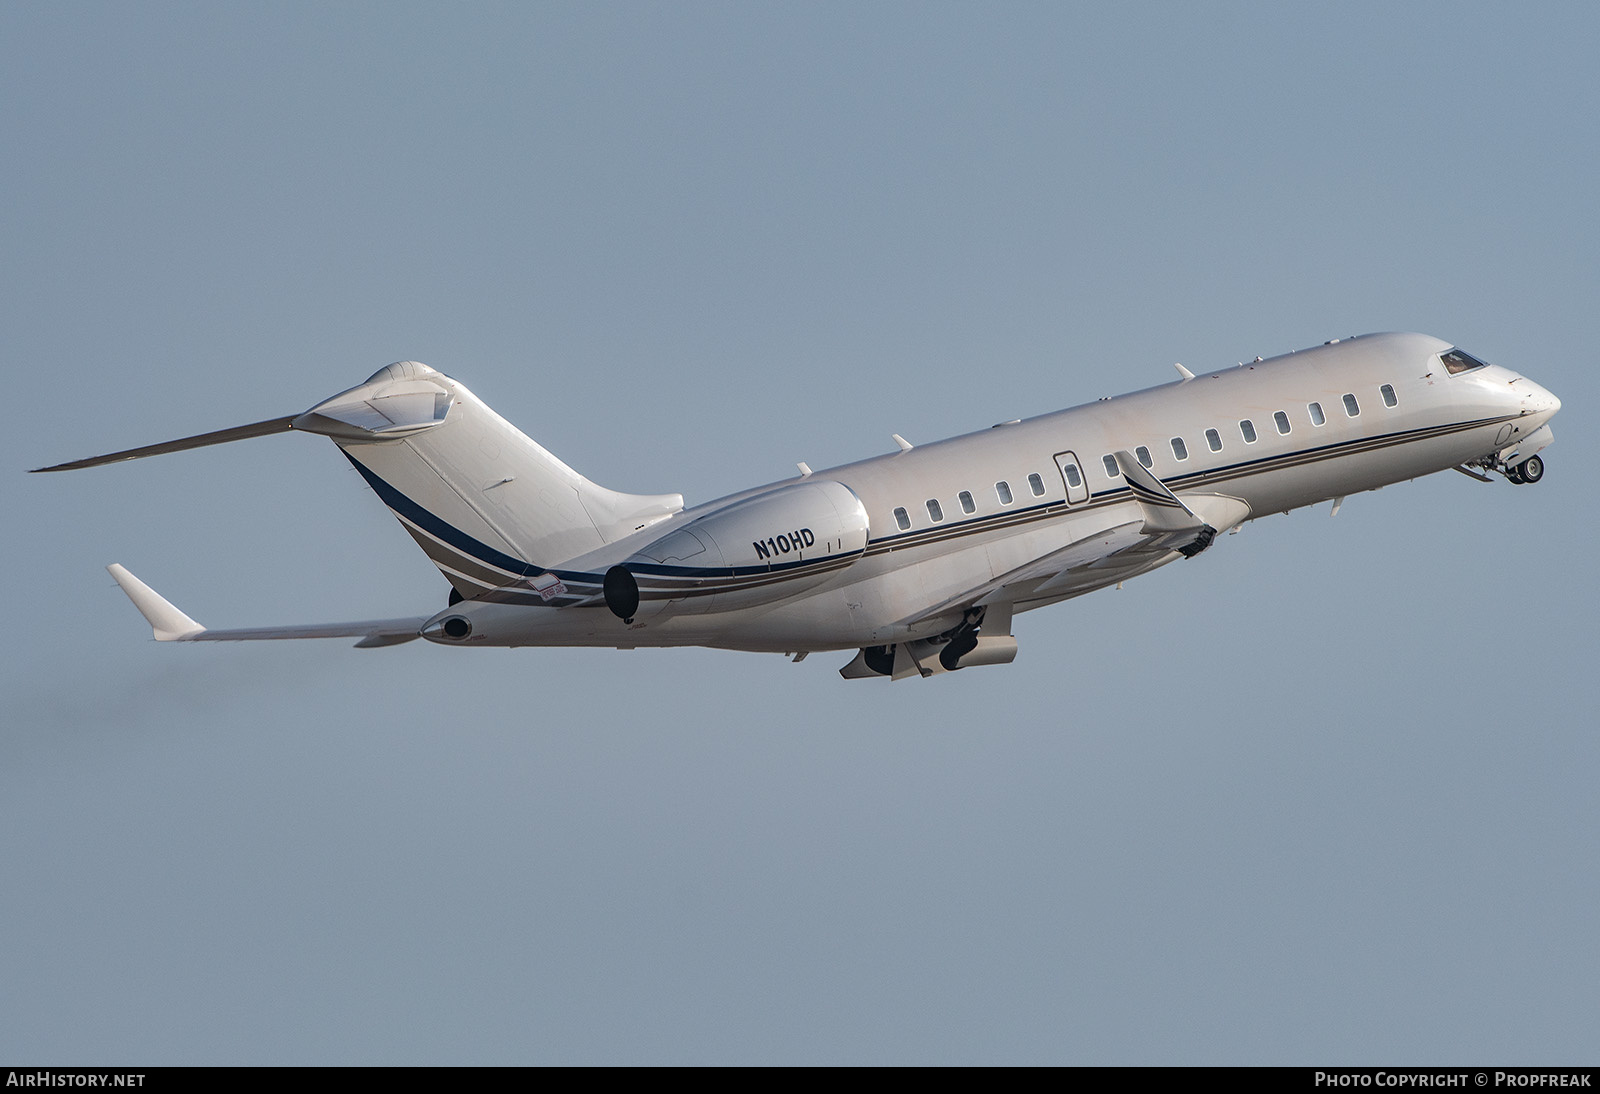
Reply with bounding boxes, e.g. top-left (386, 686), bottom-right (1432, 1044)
top-left (901, 520), bottom-right (1154, 628)
top-left (902, 454), bottom-right (1247, 628)
top-left (108, 565), bottom-right (426, 648)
